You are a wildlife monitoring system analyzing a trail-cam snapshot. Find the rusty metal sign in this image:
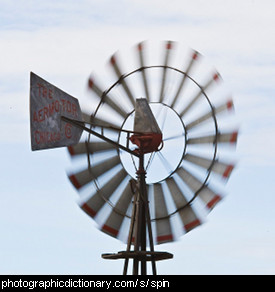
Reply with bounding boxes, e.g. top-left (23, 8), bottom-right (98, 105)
top-left (30, 72), bottom-right (83, 151)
